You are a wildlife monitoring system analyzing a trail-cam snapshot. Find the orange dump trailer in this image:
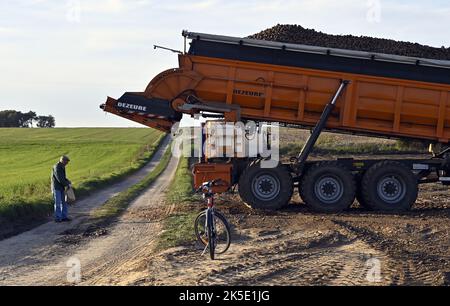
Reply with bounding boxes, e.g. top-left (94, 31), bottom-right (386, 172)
top-left (101, 31), bottom-right (450, 213)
